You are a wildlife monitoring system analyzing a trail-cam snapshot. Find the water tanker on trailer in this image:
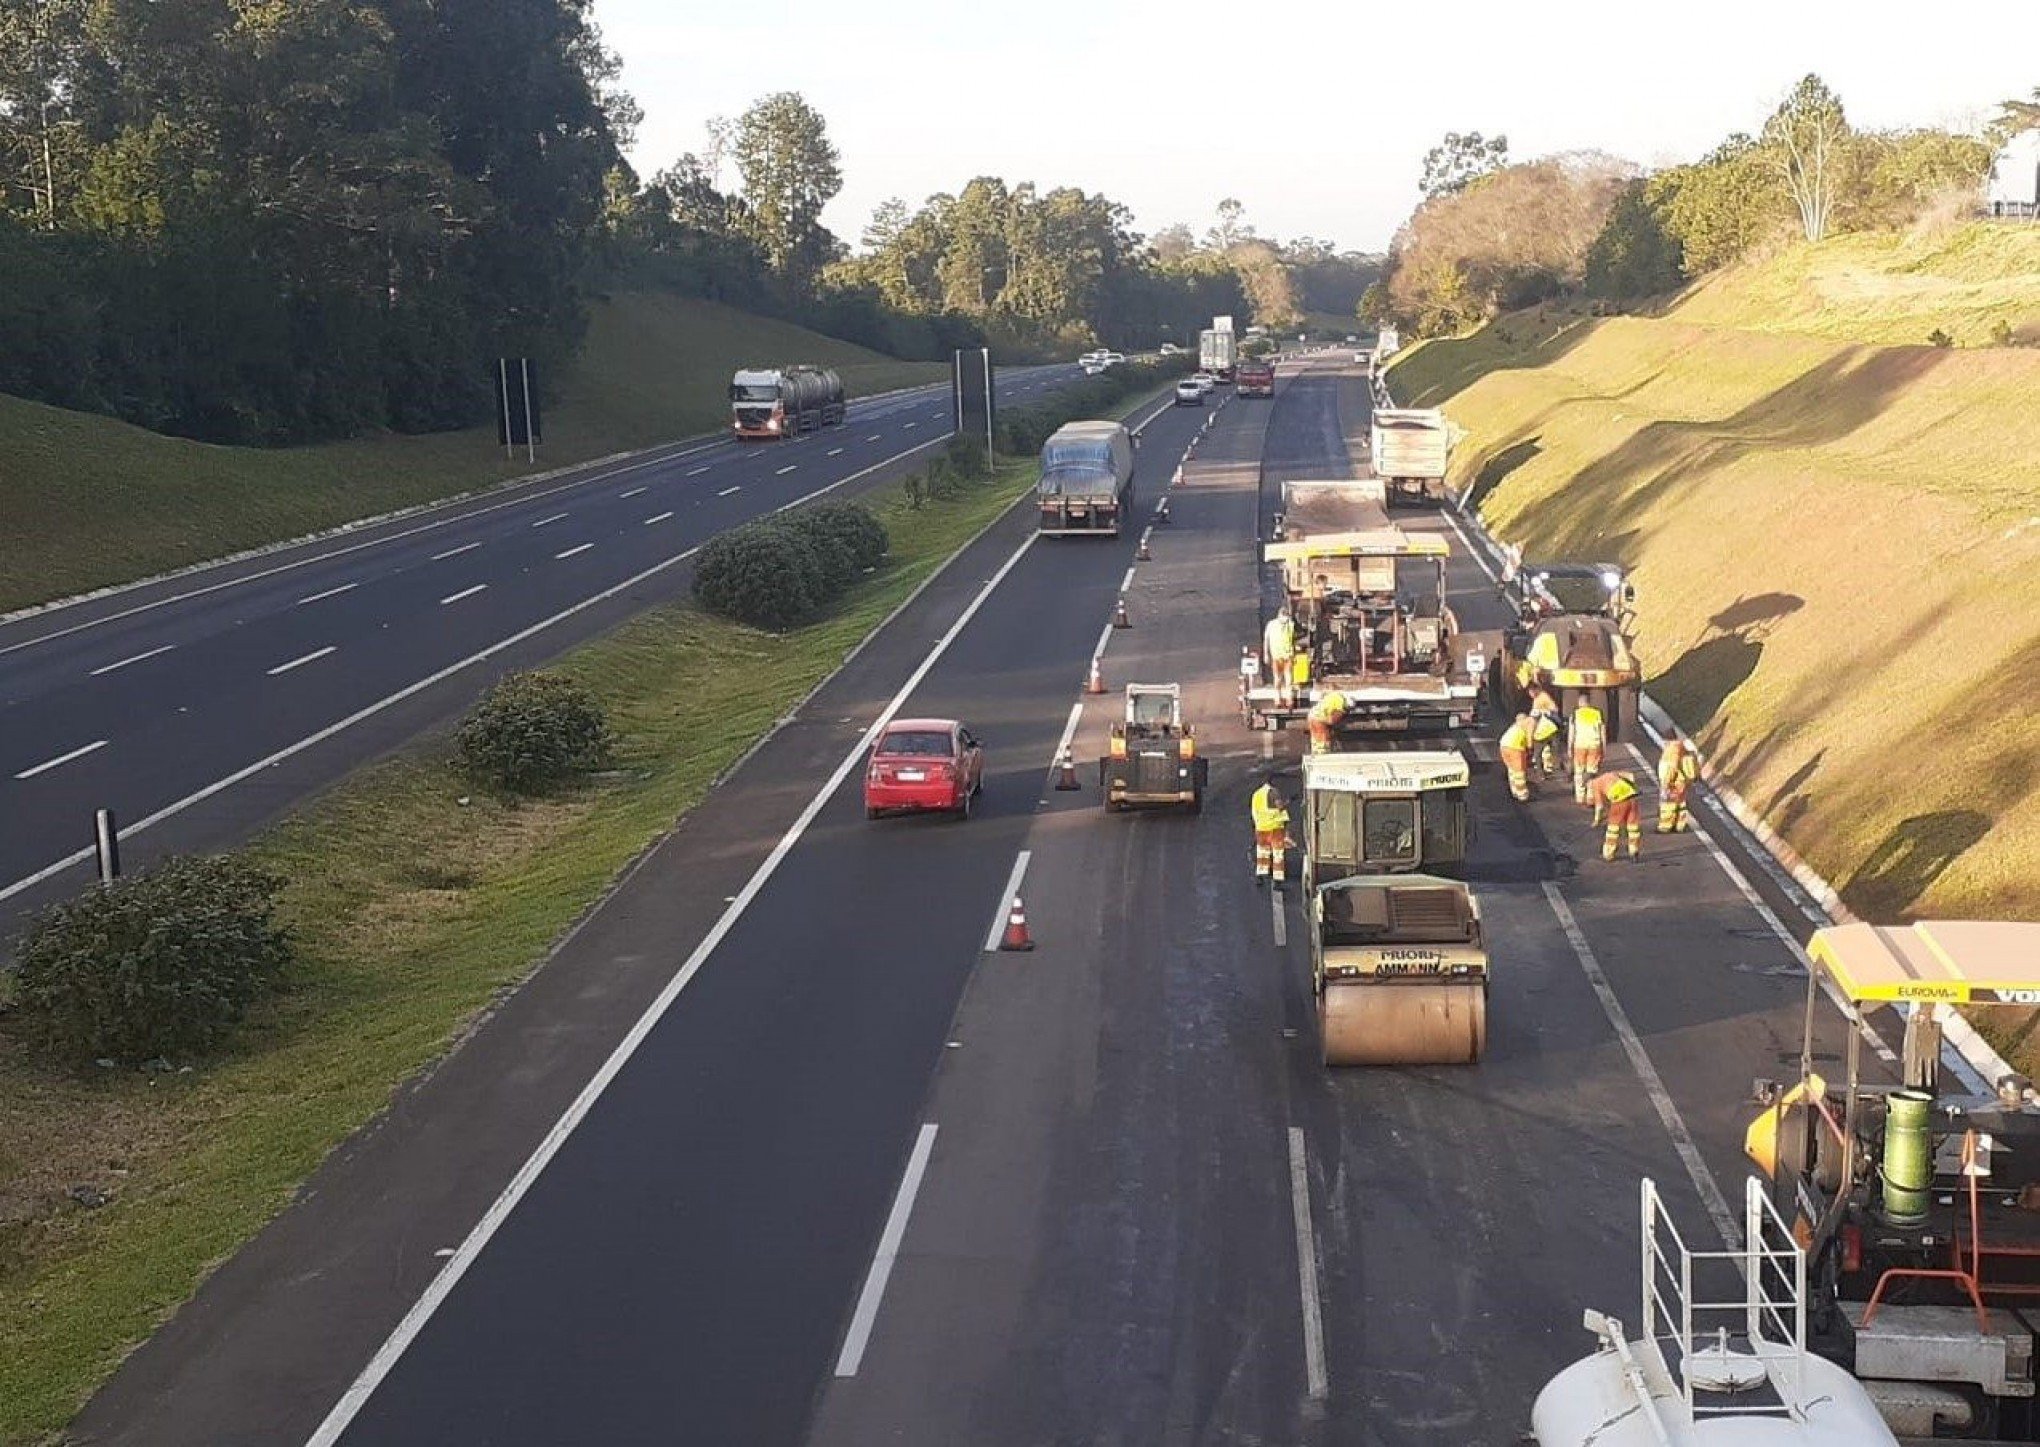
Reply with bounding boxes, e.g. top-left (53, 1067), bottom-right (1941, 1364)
top-left (730, 365), bottom-right (846, 439)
